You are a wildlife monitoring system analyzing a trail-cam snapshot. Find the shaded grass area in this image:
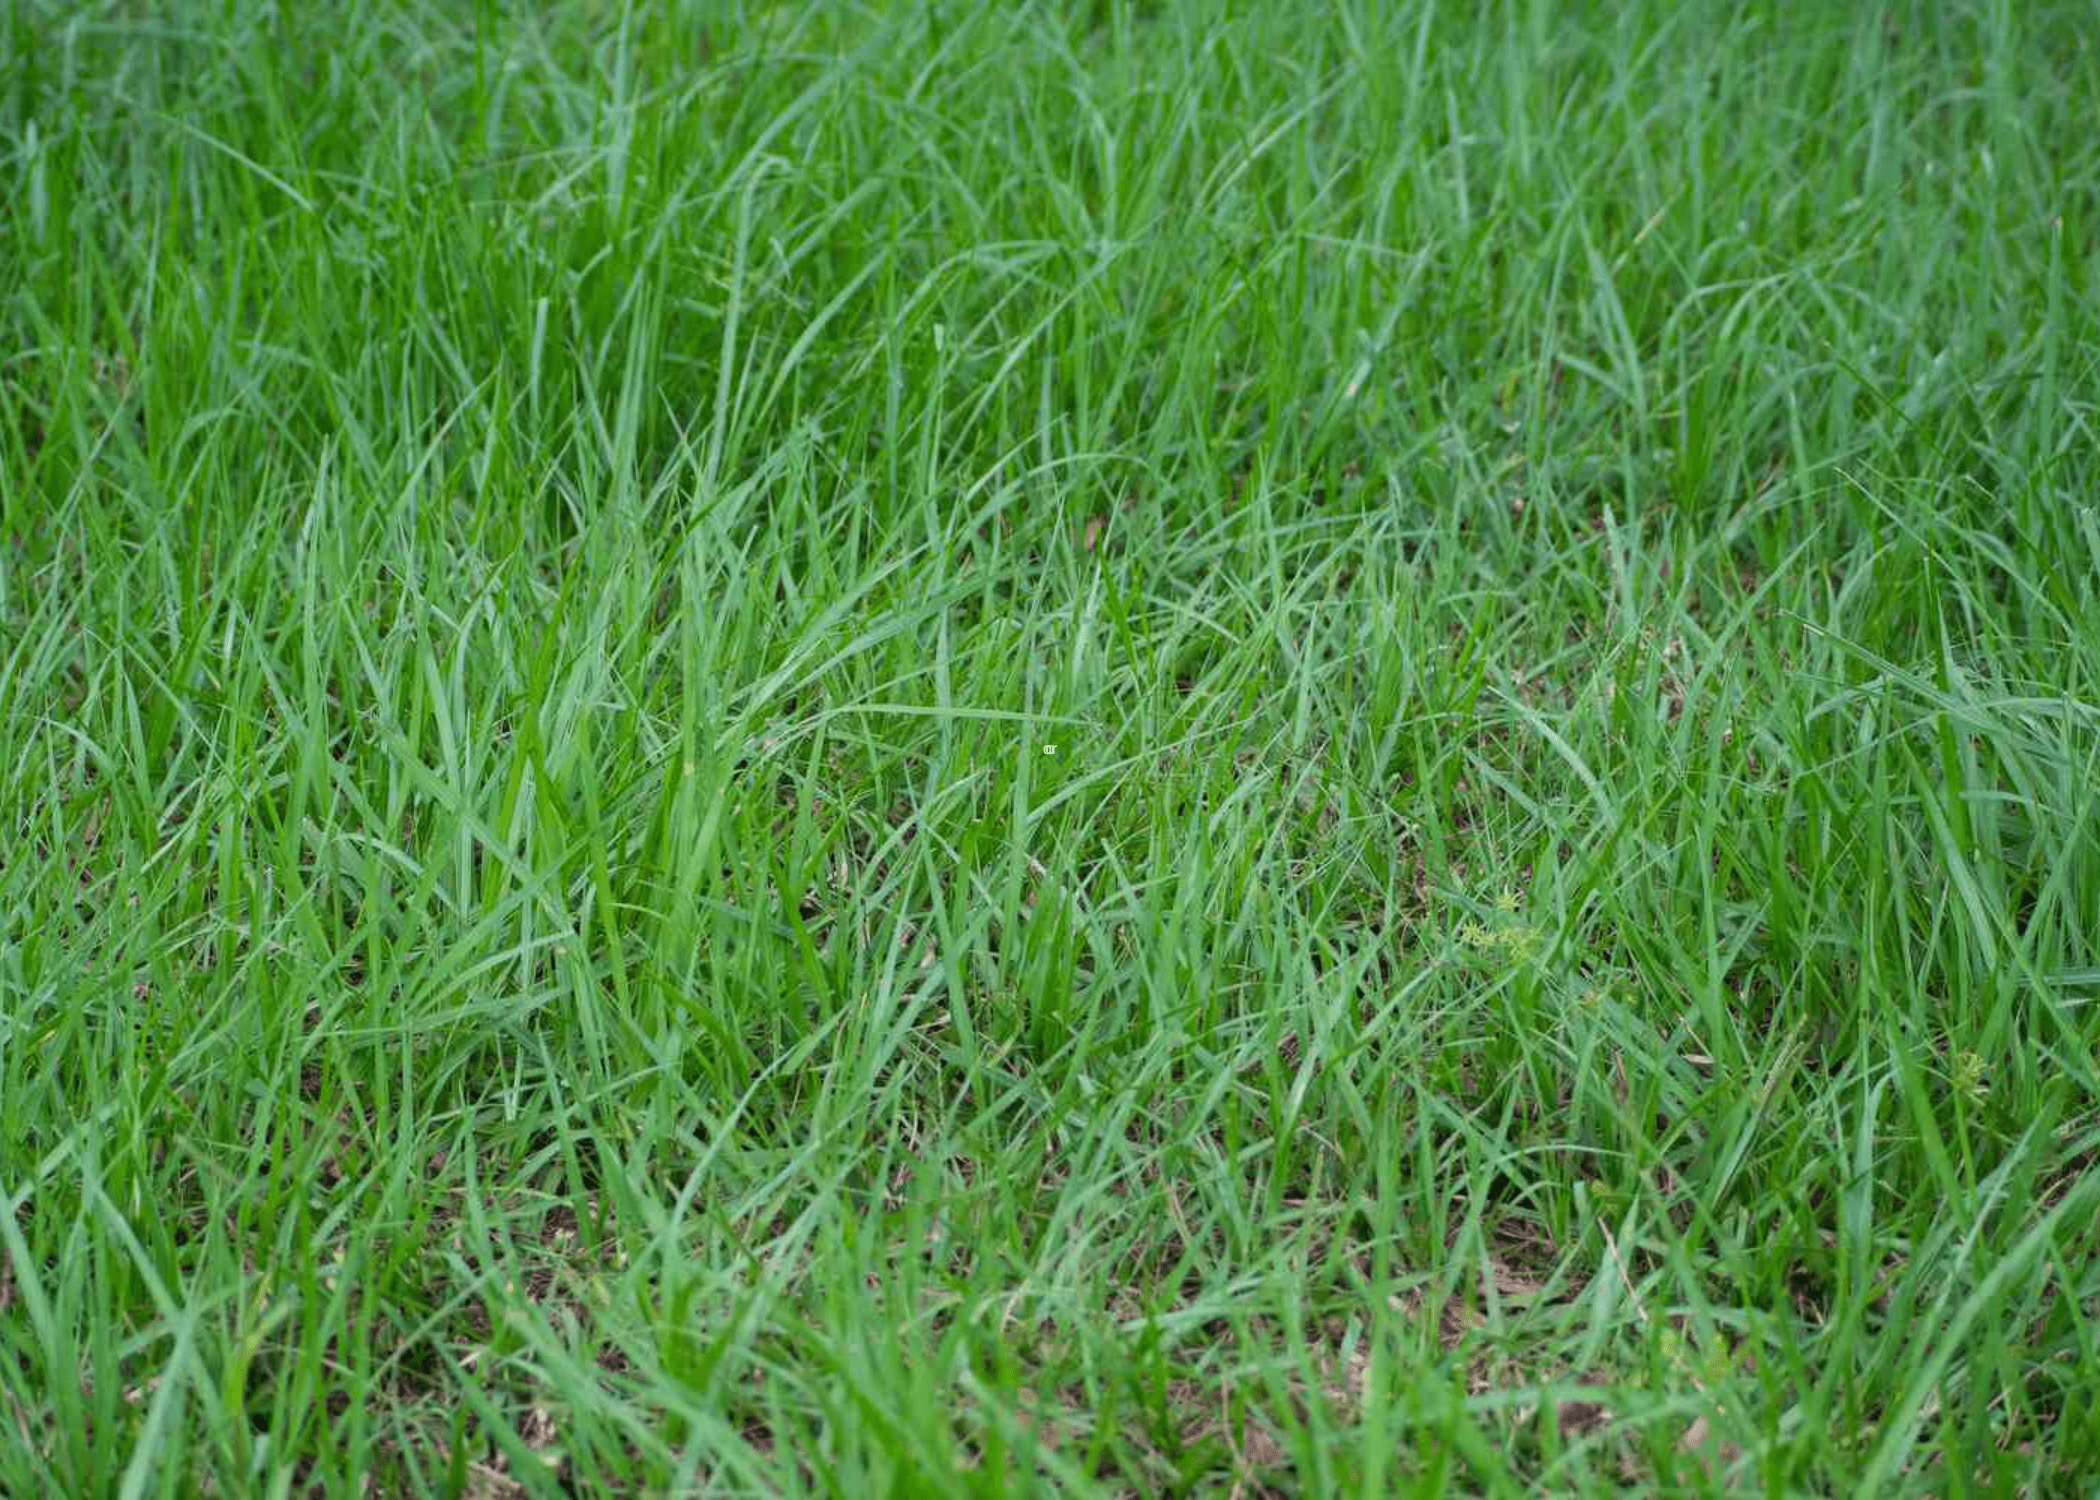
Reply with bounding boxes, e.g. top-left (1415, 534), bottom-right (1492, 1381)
top-left (3, 0), bottom-right (2098, 1492)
